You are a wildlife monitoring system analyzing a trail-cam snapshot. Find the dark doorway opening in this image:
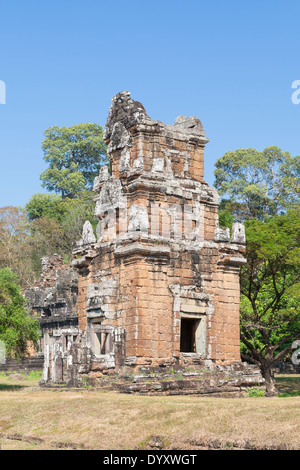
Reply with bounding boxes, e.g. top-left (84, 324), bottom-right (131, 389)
top-left (180, 318), bottom-right (199, 352)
